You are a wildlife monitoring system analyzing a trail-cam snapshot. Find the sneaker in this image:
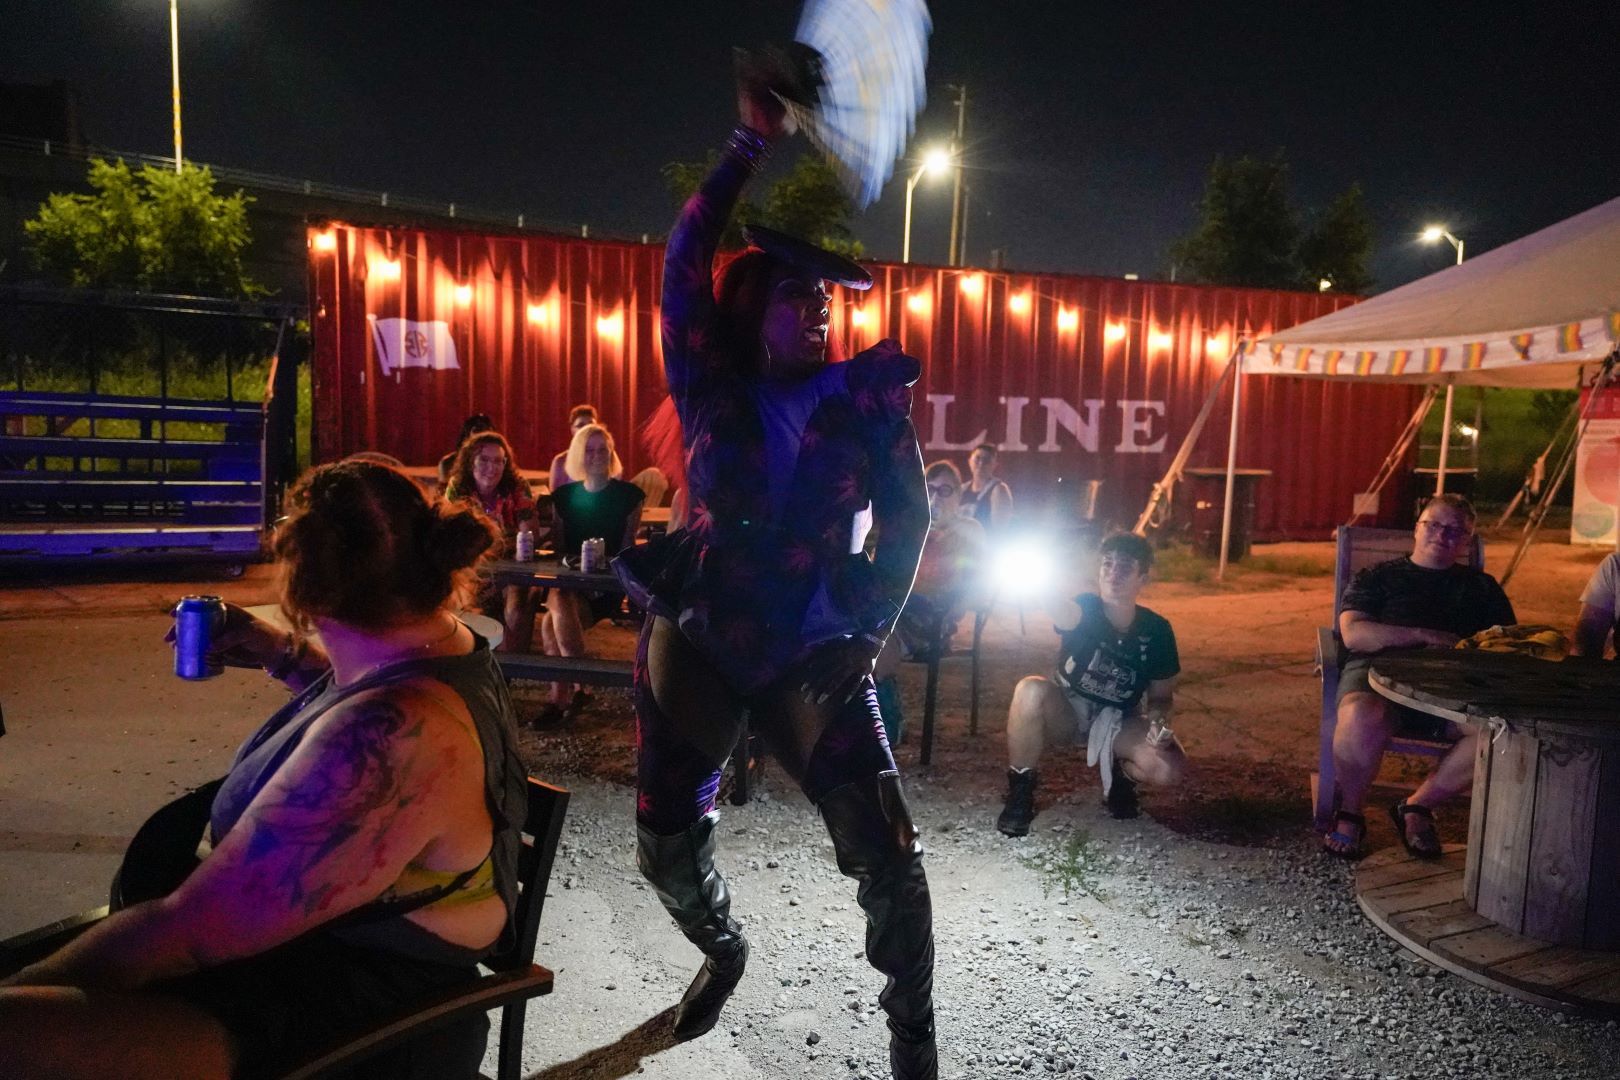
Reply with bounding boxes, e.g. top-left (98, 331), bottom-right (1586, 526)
top-left (996, 768), bottom-right (1038, 836)
top-left (1104, 771), bottom-right (1139, 819)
